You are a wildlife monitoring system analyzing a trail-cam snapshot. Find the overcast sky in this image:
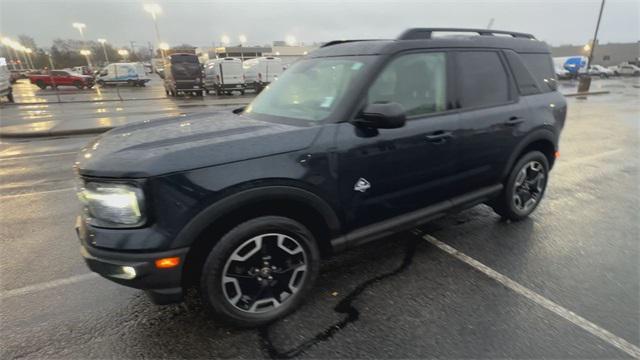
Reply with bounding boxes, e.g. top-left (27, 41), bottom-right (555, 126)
top-left (1, 0), bottom-right (638, 50)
